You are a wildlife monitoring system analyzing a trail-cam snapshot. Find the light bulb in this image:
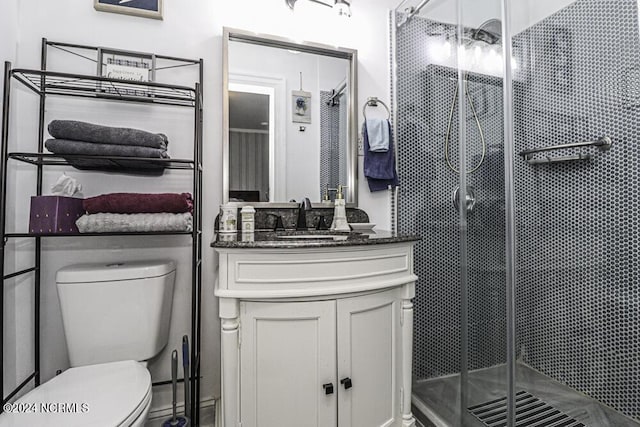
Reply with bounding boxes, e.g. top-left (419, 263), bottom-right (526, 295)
top-left (443, 40), bottom-right (452, 55)
top-left (473, 45), bottom-right (482, 60)
top-left (457, 45), bottom-right (469, 68)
